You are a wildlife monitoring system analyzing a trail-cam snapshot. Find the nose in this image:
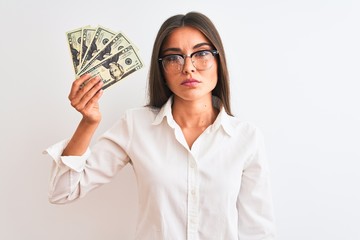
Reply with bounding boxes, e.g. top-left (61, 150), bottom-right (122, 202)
top-left (182, 55), bottom-right (196, 74)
